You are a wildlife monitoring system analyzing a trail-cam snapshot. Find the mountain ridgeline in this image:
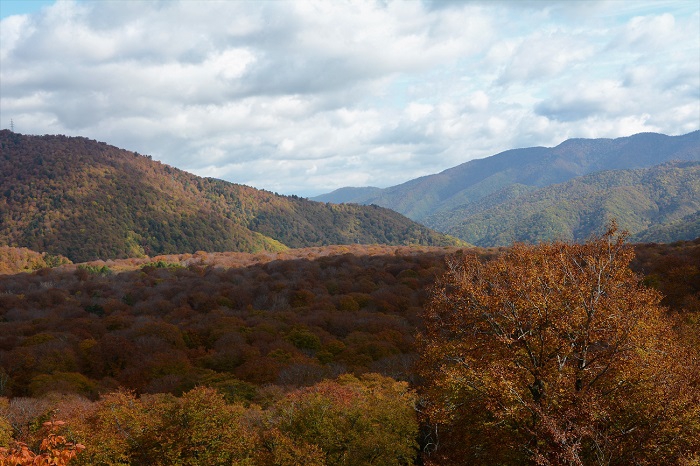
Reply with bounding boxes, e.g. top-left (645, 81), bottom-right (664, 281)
top-left (0, 131), bottom-right (463, 262)
top-left (313, 131), bottom-right (700, 245)
top-left (441, 161), bottom-right (700, 246)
